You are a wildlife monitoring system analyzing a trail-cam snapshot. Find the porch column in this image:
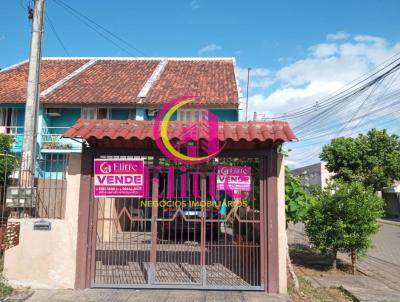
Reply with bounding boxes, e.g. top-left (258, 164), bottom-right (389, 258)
top-left (262, 147), bottom-right (286, 293)
top-left (74, 145), bottom-right (93, 289)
